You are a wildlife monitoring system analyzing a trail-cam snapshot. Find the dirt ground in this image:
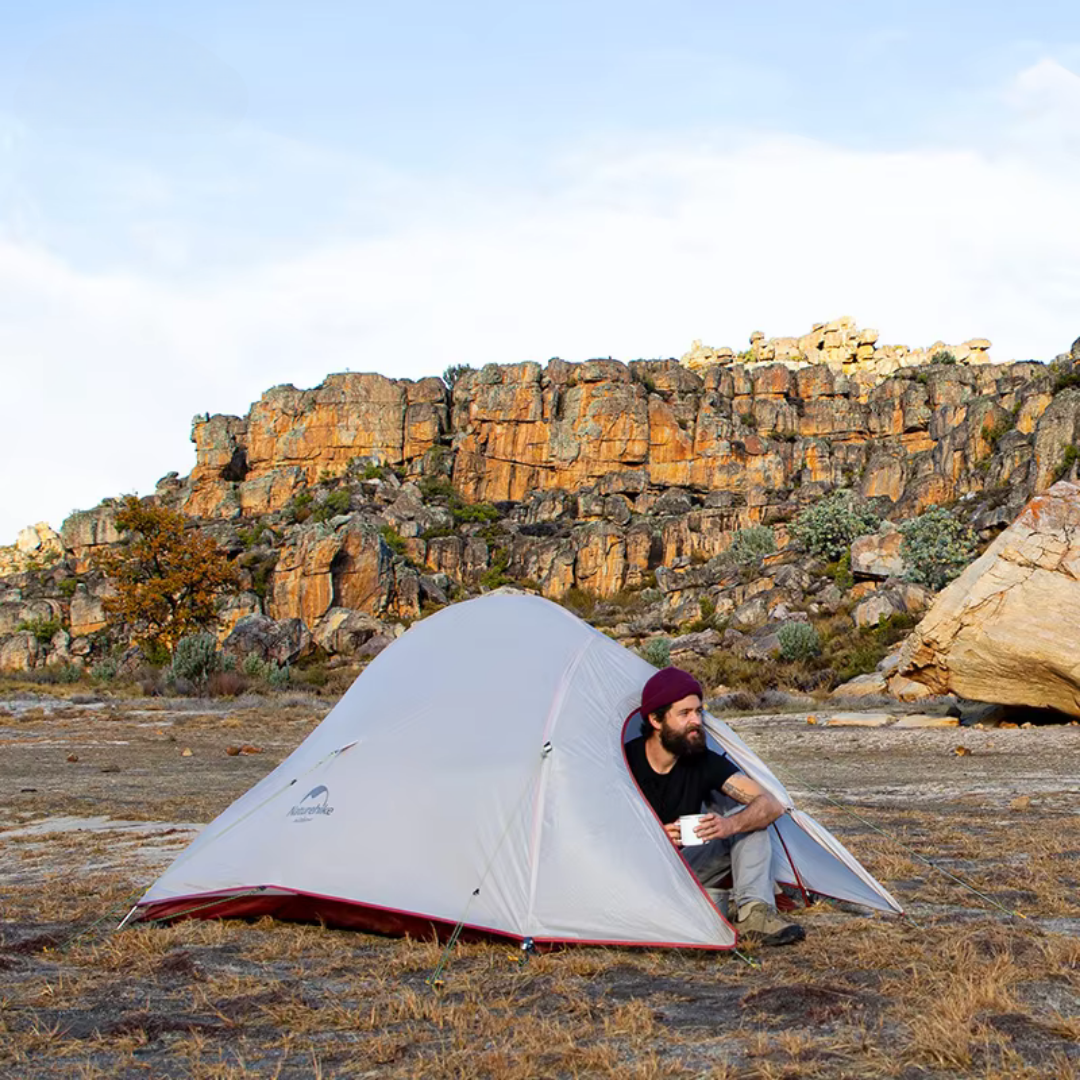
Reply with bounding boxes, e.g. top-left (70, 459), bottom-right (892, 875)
top-left (1, 690), bottom-right (1078, 1079)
